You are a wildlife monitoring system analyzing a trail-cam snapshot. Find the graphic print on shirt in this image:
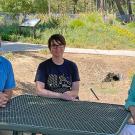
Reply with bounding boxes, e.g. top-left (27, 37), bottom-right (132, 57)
top-left (47, 74), bottom-right (71, 93)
